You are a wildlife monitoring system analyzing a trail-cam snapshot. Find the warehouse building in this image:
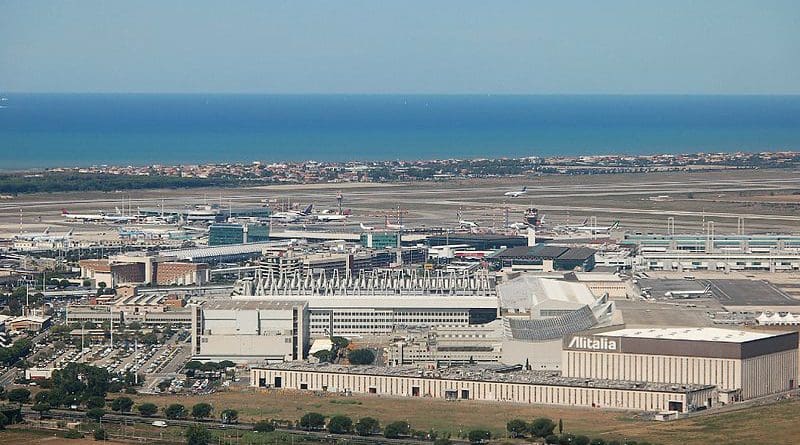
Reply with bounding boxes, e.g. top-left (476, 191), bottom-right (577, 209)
top-left (562, 327), bottom-right (798, 401)
top-left (190, 300), bottom-right (309, 363)
top-left (491, 245), bottom-right (596, 272)
top-left (251, 363), bottom-right (717, 413)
